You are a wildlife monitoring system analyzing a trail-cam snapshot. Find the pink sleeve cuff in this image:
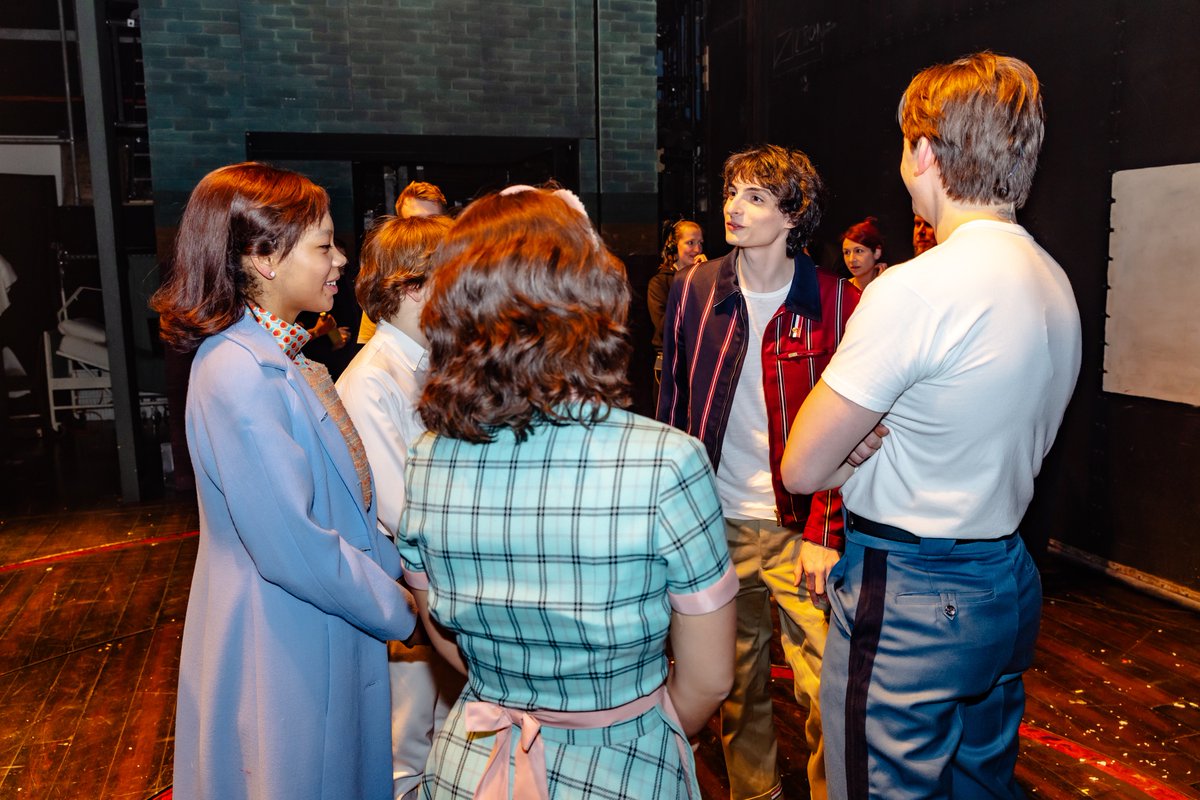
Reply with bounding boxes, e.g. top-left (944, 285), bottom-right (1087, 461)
top-left (401, 565), bottom-right (429, 590)
top-left (669, 564), bottom-right (738, 615)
